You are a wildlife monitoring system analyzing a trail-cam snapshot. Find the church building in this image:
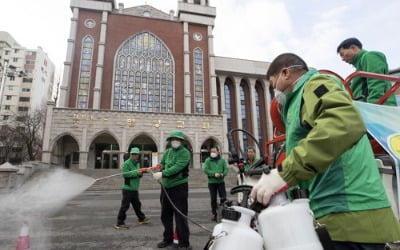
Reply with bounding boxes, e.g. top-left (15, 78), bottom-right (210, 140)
top-left (41, 0), bottom-right (273, 169)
